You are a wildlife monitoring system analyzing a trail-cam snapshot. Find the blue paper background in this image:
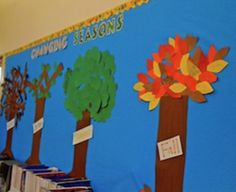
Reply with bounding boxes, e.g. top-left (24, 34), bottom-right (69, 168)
top-left (1, 0), bottom-right (236, 191)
